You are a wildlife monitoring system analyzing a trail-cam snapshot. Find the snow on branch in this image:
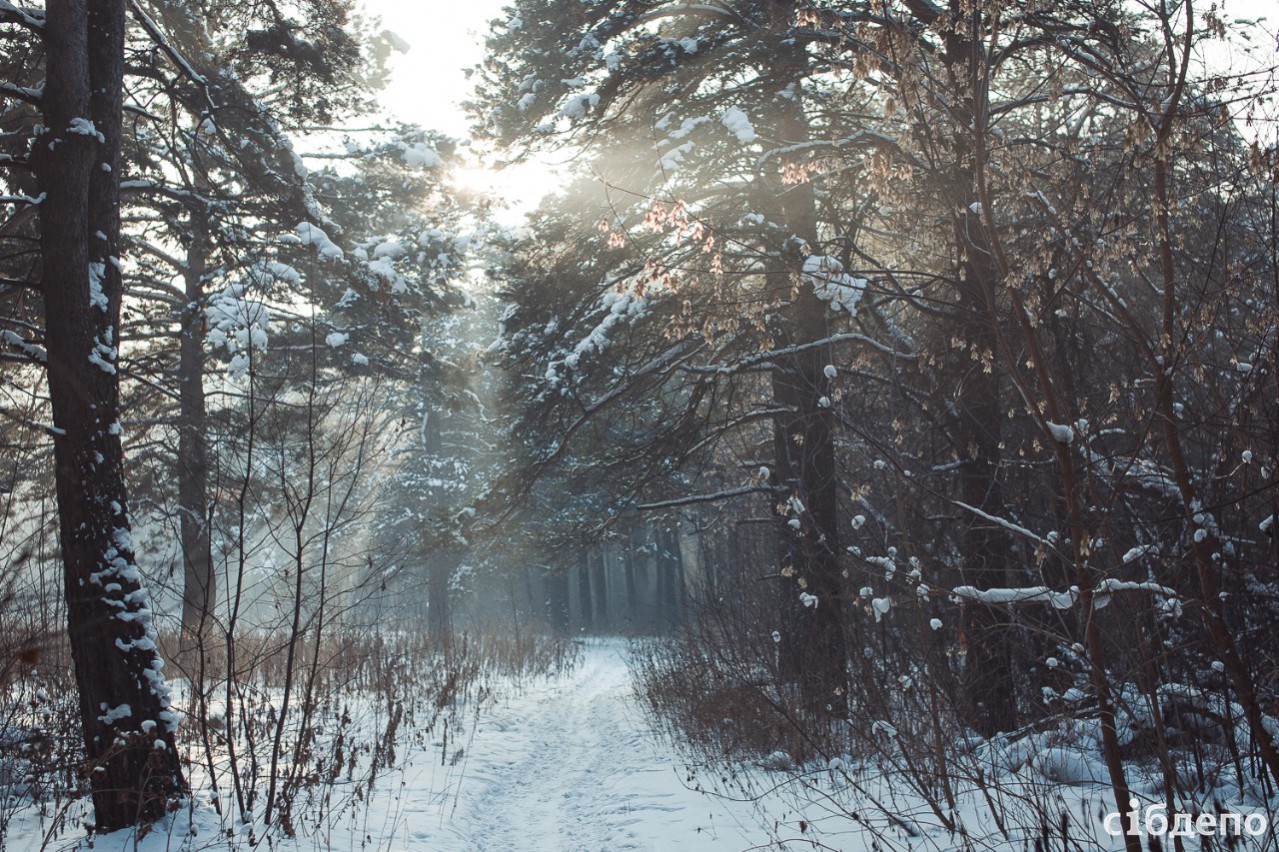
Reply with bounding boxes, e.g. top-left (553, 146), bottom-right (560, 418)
top-left (951, 499), bottom-right (1047, 546)
top-left (119, 179), bottom-right (215, 205)
top-left (636, 3), bottom-right (744, 25)
top-left (296, 221), bottom-right (344, 260)
top-left (757, 129), bottom-right (899, 165)
top-left (0, 0), bottom-right (43, 30)
top-left (542, 342), bottom-right (698, 460)
top-left (127, 0), bottom-right (209, 87)
top-left (952, 585), bottom-right (1078, 609)
top-left (1095, 579), bottom-right (1177, 597)
top-left (544, 288), bottom-right (649, 387)
top-left (803, 256), bottom-right (865, 313)
top-left (0, 80), bottom-right (43, 104)
top-left (685, 332), bottom-right (915, 375)
top-left (636, 484), bottom-right (782, 511)
top-left (0, 192), bottom-right (44, 206)
top-left (0, 408), bottom-right (62, 437)
top-left (1, 329), bottom-right (47, 363)
top-left (951, 579), bottom-right (1176, 610)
